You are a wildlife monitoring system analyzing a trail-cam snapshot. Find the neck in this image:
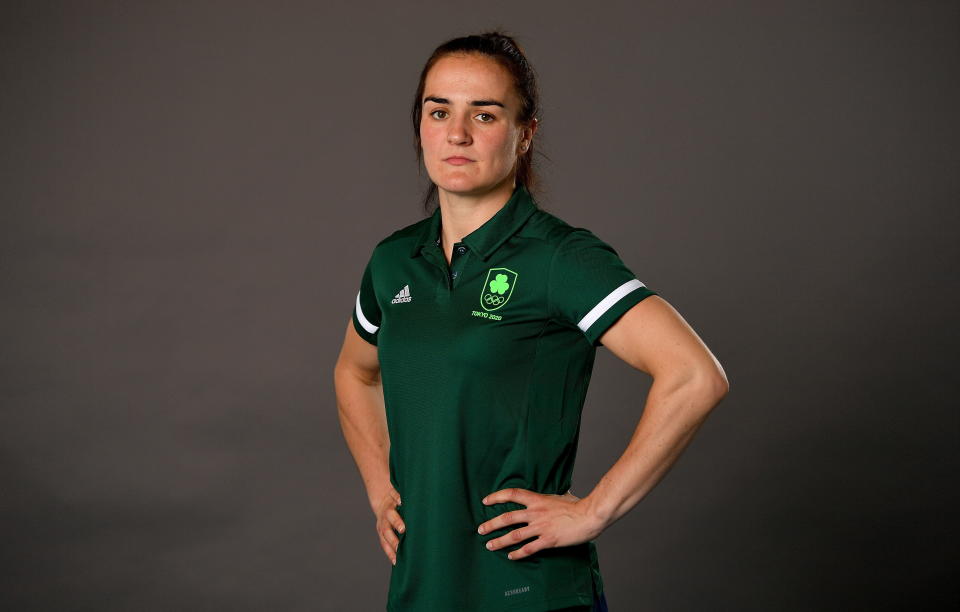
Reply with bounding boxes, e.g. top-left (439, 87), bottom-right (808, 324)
top-left (436, 176), bottom-right (516, 249)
